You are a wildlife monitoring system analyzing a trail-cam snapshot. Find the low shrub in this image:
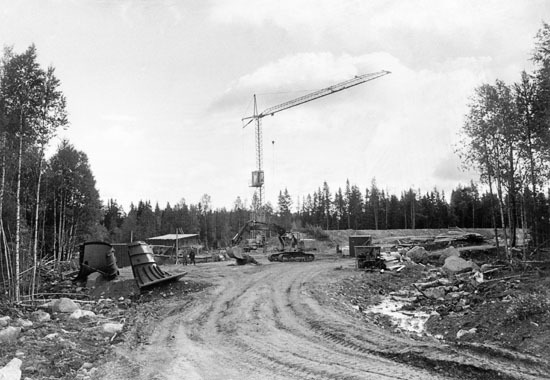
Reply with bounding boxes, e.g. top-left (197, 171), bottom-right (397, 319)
top-left (505, 293), bottom-right (550, 322)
